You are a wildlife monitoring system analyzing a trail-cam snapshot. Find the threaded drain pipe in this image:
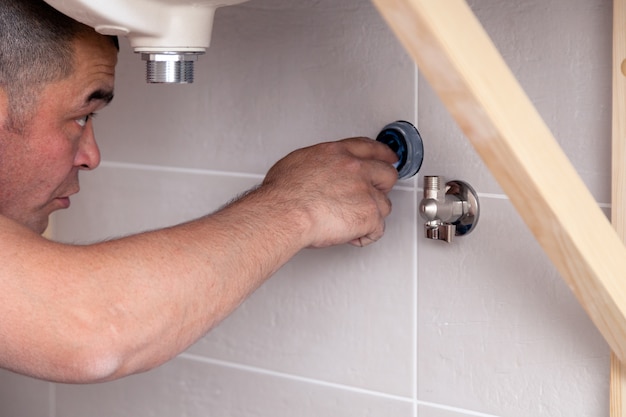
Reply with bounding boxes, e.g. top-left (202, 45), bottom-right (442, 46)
top-left (141, 53), bottom-right (202, 84)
